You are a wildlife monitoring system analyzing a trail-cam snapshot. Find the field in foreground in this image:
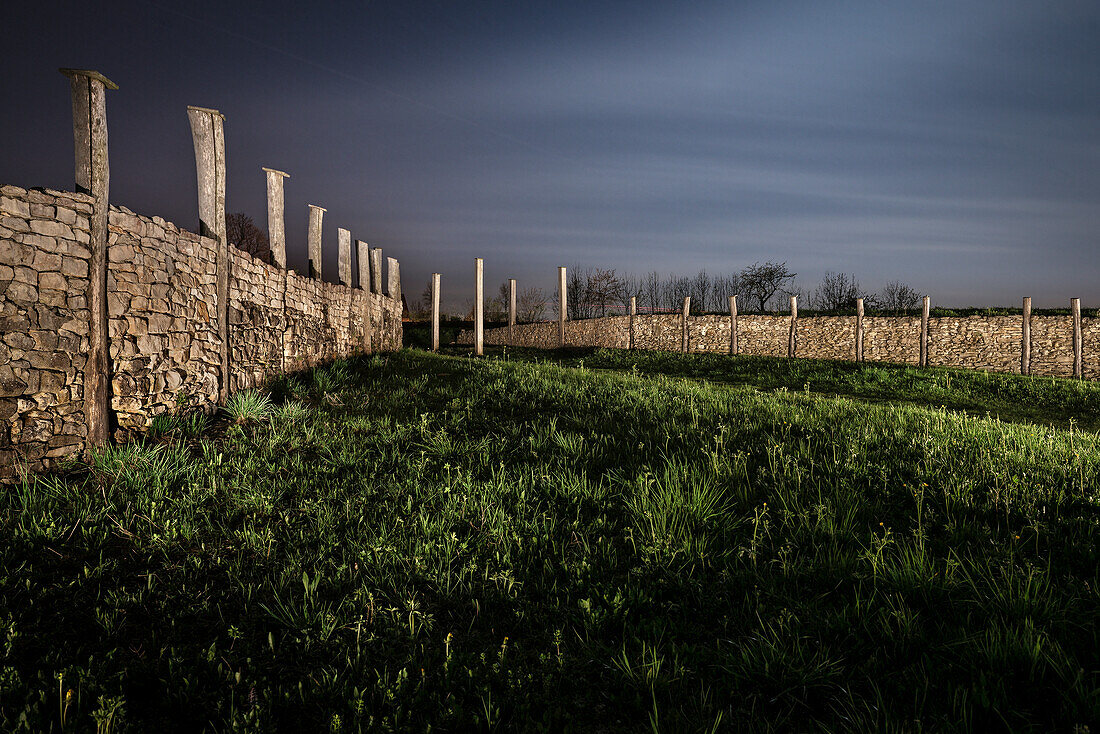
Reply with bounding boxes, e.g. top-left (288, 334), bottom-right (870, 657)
top-left (3, 349), bottom-right (1100, 732)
